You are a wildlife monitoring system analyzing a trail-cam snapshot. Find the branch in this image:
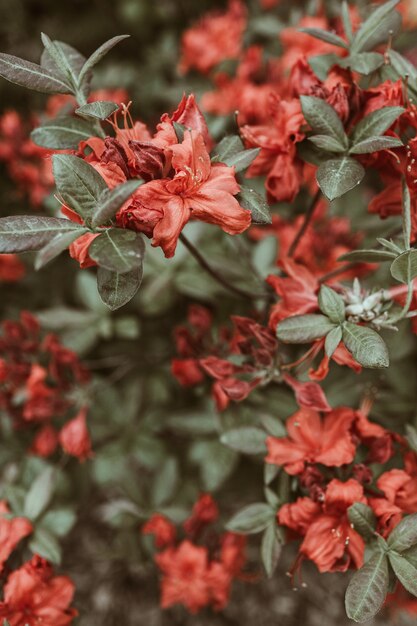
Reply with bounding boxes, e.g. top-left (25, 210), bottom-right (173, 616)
top-left (288, 189), bottom-right (322, 258)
